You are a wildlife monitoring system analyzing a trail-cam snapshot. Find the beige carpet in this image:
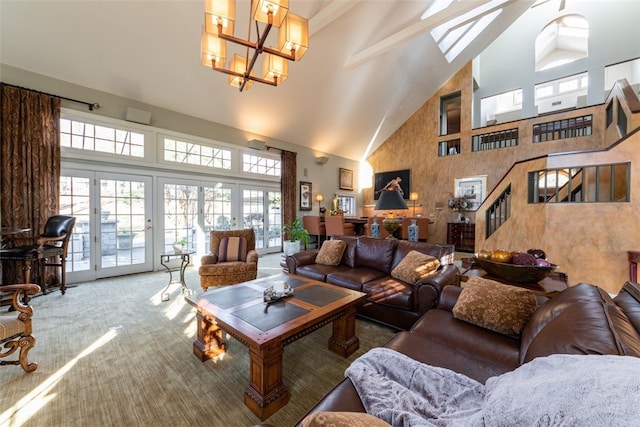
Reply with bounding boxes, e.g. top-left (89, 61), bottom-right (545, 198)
top-left (0, 255), bottom-right (396, 427)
